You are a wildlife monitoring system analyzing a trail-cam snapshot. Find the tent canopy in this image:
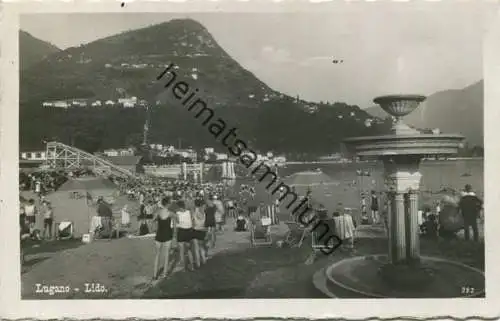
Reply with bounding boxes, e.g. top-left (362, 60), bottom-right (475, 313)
top-left (284, 169), bottom-right (339, 187)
